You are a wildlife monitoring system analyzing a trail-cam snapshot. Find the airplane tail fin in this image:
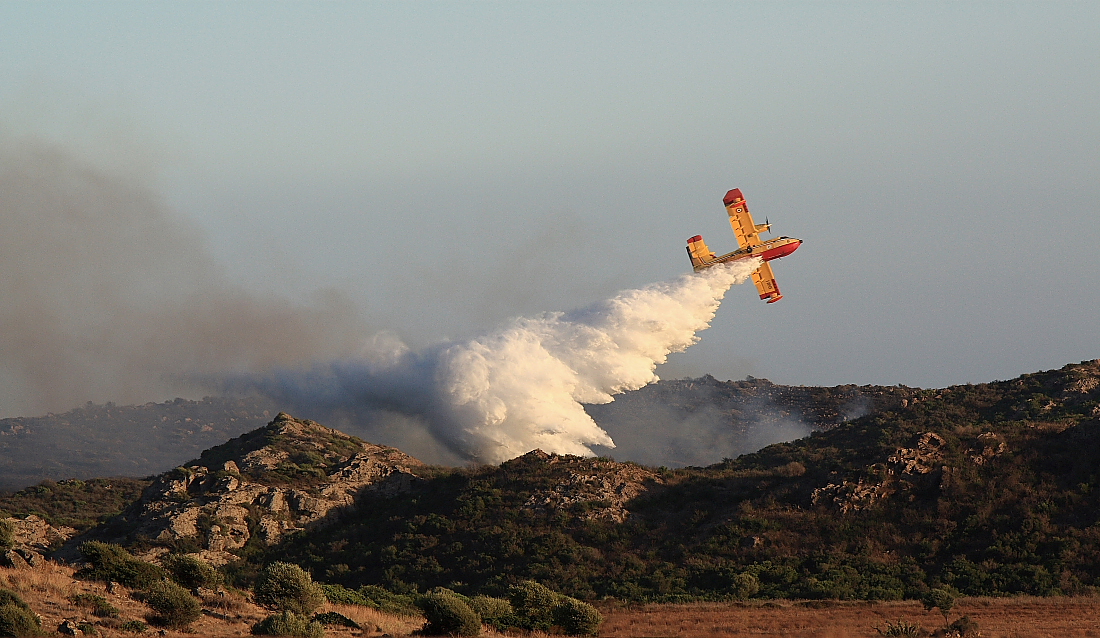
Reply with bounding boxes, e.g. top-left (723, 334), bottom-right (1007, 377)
top-left (686, 235), bottom-right (716, 271)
